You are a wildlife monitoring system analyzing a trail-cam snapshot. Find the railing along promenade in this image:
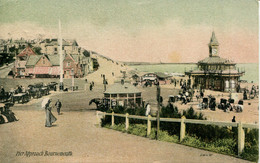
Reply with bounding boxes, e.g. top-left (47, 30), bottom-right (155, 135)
top-left (96, 111), bottom-right (259, 156)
